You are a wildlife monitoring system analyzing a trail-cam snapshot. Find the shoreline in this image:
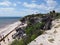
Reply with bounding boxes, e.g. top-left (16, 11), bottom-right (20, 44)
top-left (0, 20), bottom-right (27, 45)
top-left (0, 21), bottom-right (21, 34)
top-left (0, 21), bottom-right (18, 30)
top-left (0, 21), bottom-right (21, 40)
